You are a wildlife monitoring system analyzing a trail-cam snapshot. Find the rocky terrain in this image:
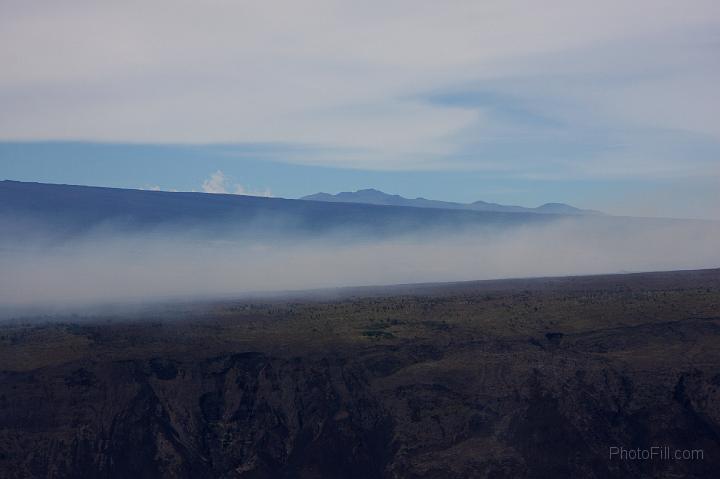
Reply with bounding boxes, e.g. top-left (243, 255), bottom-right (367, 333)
top-left (1, 269), bottom-right (720, 478)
